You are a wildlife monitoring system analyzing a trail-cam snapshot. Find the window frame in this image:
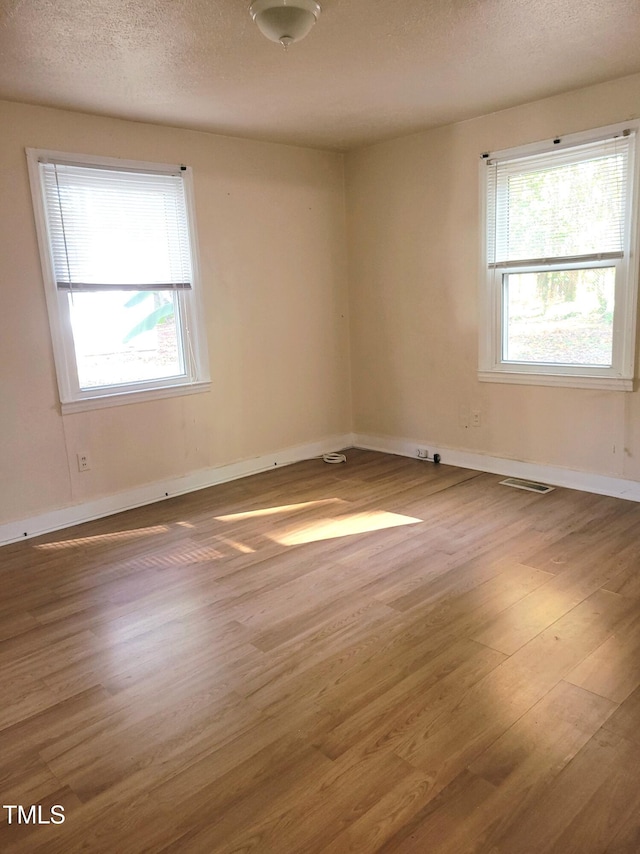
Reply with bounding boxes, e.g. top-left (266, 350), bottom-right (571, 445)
top-left (479, 121), bottom-right (640, 391)
top-left (26, 149), bottom-right (211, 413)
